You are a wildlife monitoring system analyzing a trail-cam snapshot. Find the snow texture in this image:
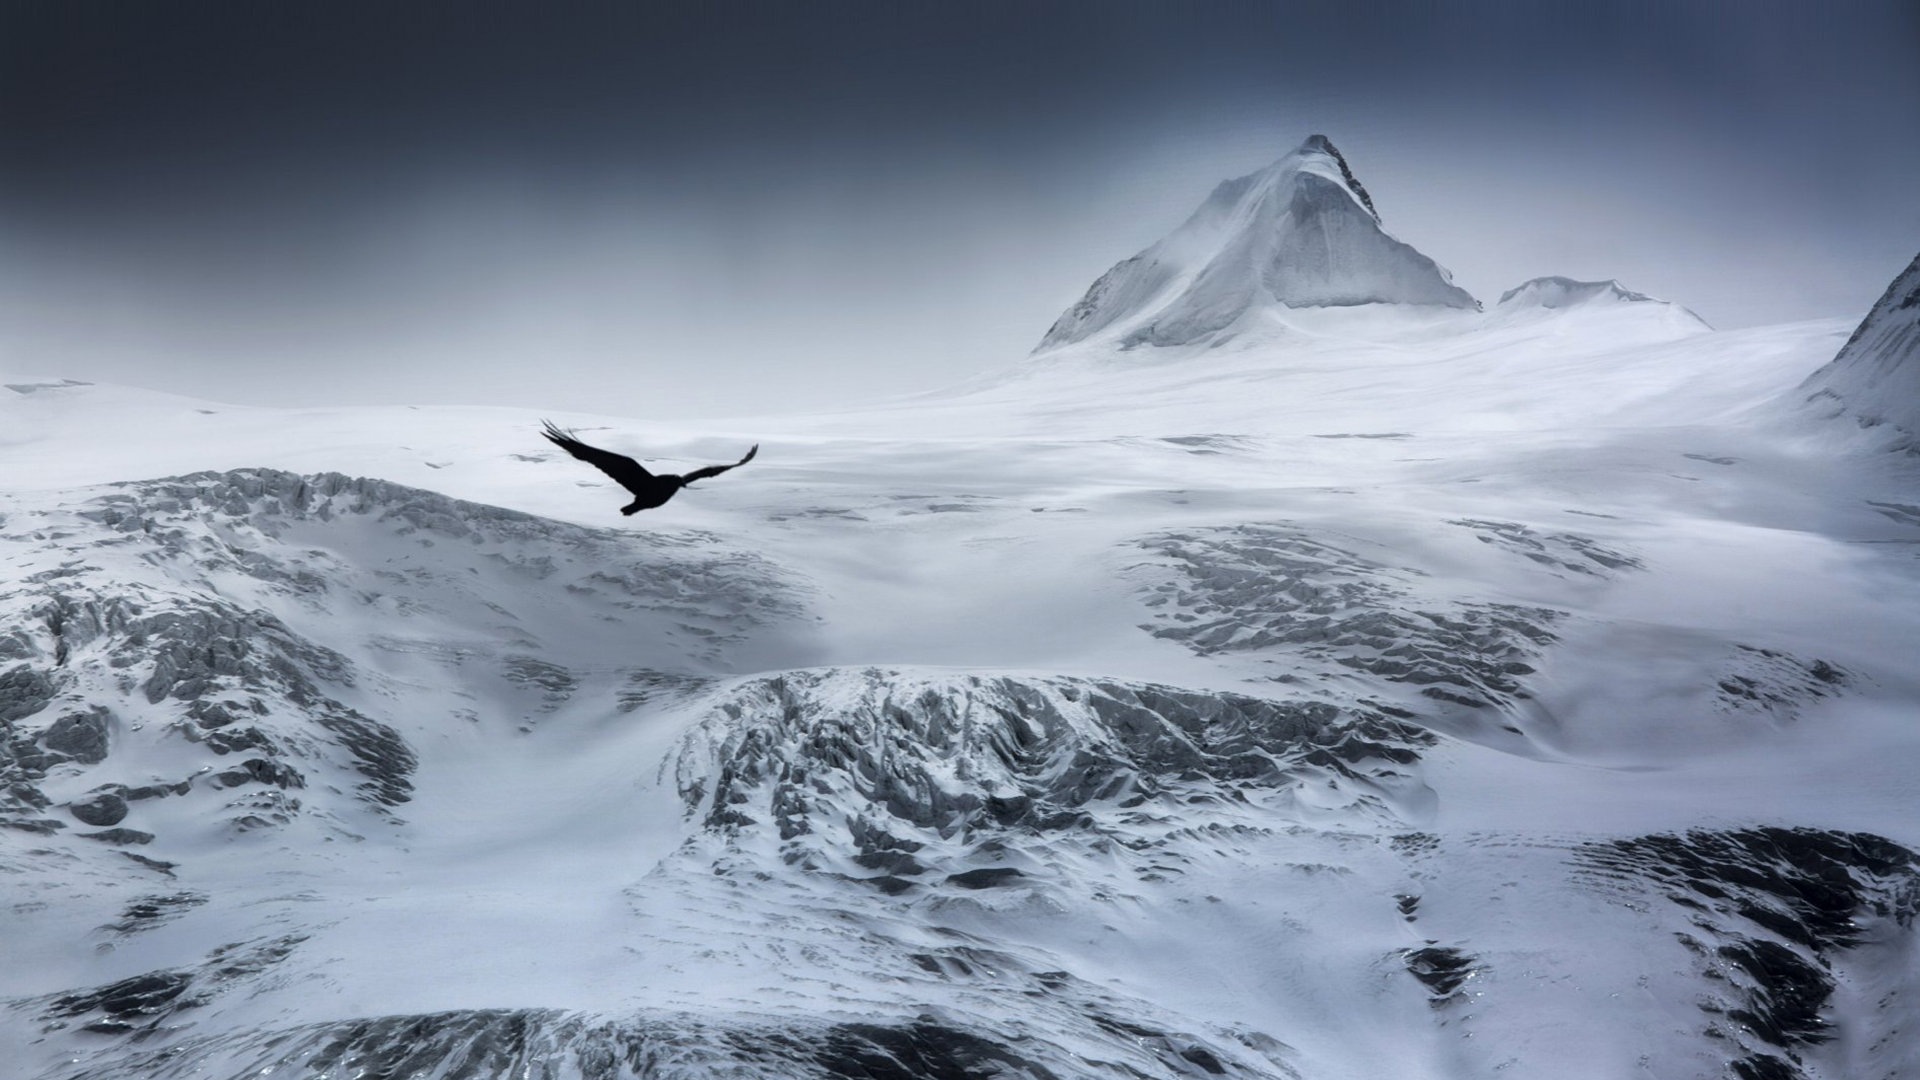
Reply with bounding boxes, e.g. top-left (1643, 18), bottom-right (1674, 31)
top-left (4, 151), bottom-right (1920, 1080)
